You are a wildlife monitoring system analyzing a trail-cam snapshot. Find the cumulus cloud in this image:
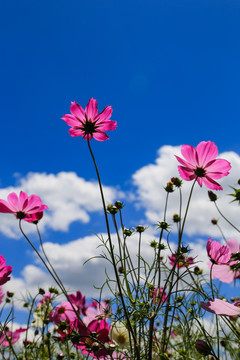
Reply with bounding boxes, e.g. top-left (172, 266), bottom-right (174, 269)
top-left (132, 145), bottom-right (240, 240)
top-left (4, 228), bottom-right (210, 305)
top-left (0, 171), bottom-right (124, 238)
